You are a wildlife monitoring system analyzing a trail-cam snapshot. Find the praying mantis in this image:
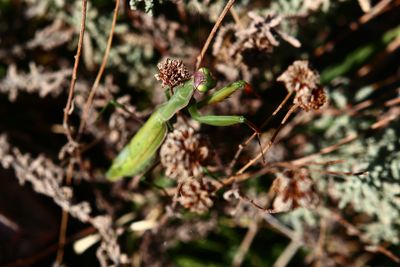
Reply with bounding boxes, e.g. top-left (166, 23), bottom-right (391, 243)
top-left (106, 67), bottom-right (260, 181)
